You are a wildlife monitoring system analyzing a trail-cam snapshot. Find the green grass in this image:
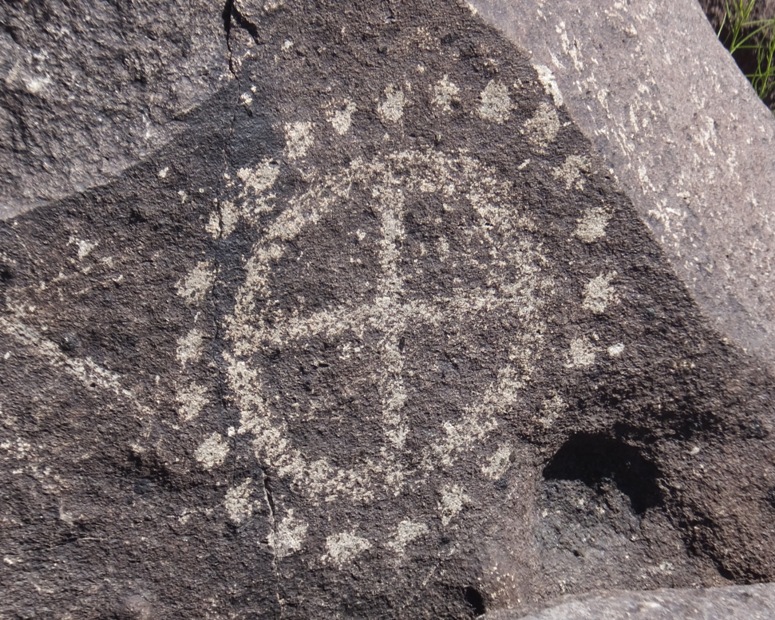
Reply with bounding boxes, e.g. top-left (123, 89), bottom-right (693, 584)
top-left (718, 0), bottom-right (775, 106)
